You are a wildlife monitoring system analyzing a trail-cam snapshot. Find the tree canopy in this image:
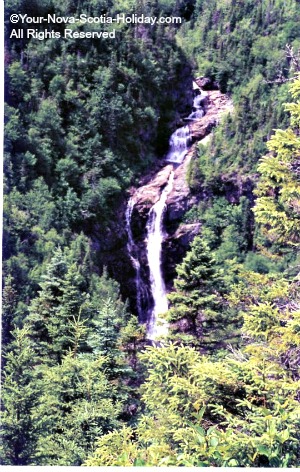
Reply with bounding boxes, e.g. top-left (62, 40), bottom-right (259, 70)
top-left (2, 0), bottom-right (300, 467)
